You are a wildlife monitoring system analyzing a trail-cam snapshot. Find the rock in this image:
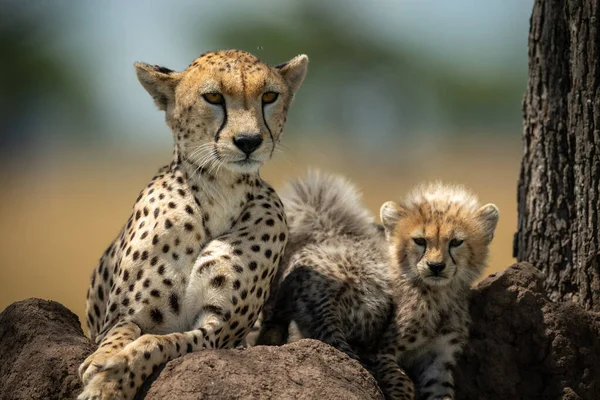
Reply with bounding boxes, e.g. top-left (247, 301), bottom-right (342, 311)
top-left (139, 339), bottom-right (383, 400)
top-left (0, 299), bottom-right (382, 400)
top-left (455, 262), bottom-right (600, 400)
top-left (1, 263), bottom-right (599, 399)
top-left (0, 298), bottom-right (94, 400)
